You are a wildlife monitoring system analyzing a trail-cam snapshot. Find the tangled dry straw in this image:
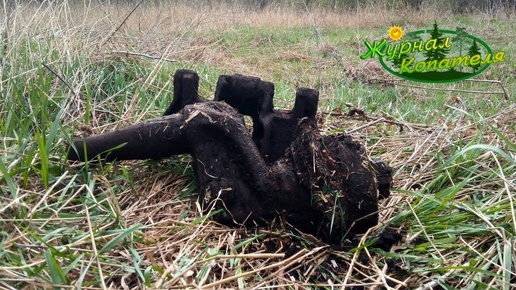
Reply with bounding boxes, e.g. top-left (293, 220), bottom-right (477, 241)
top-left (1, 1), bottom-right (515, 289)
top-left (36, 102), bottom-right (508, 289)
